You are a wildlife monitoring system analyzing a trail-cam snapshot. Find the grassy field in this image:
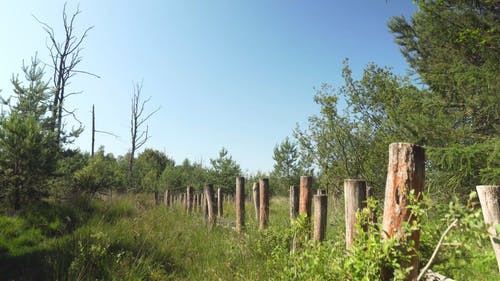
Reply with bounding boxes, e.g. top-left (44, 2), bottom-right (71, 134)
top-left (0, 193), bottom-right (497, 280)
